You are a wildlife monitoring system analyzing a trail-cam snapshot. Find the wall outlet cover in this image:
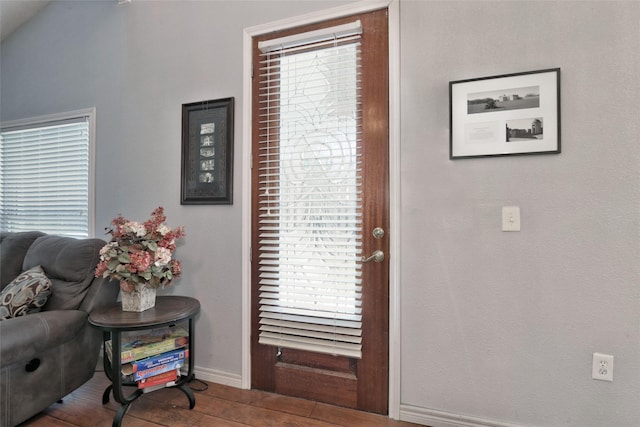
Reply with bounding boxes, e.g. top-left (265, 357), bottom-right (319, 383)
top-left (592, 353), bottom-right (614, 382)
